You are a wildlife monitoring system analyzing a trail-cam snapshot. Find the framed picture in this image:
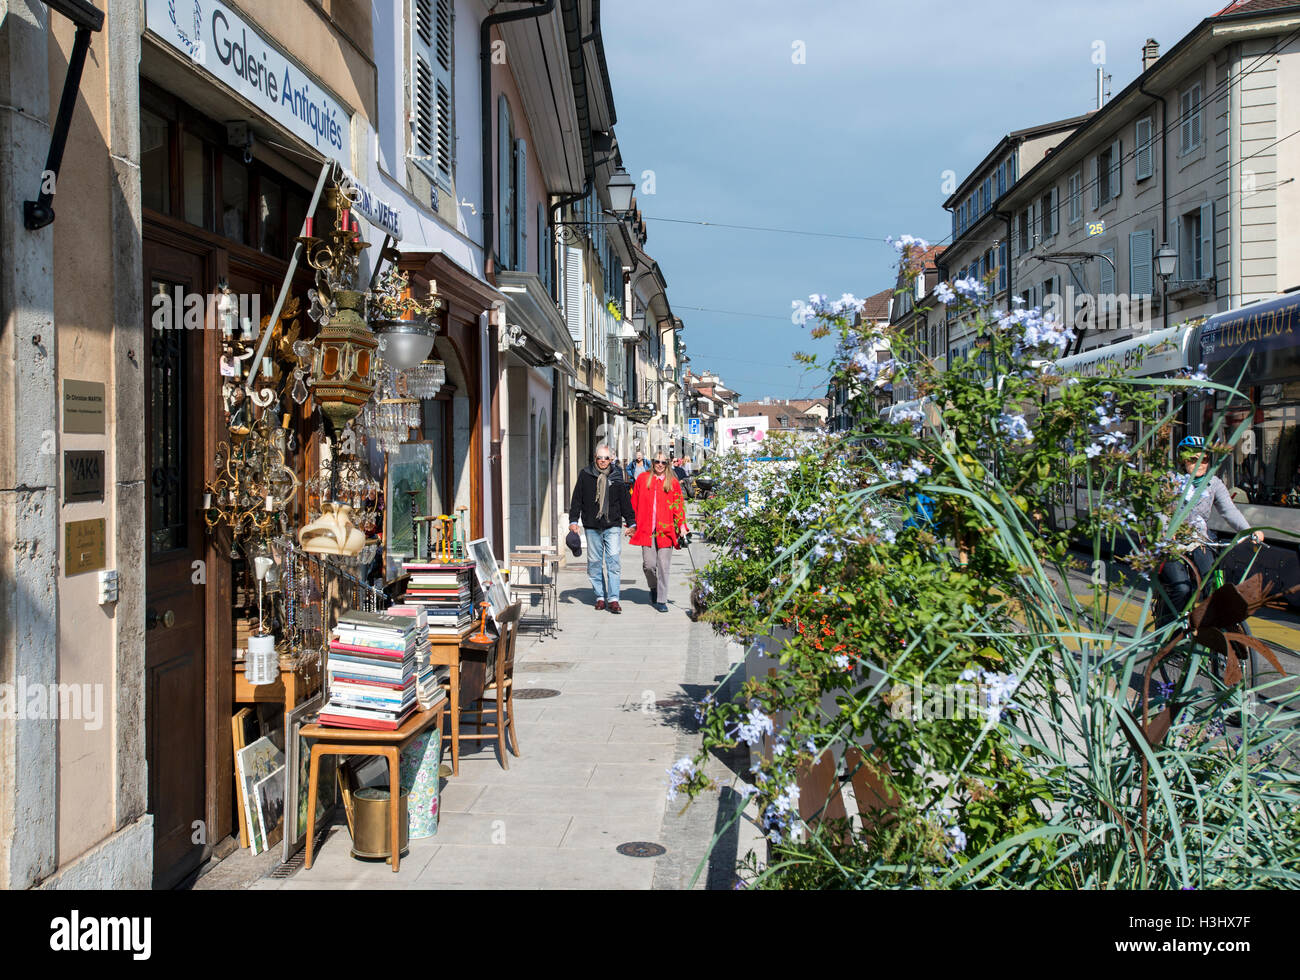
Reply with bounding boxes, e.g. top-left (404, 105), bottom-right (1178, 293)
top-left (254, 764), bottom-right (286, 851)
top-left (282, 693), bottom-right (338, 863)
top-left (386, 442), bottom-right (433, 564)
top-left (467, 537), bottom-right (510, 620)
top-left (236, 736), bottom-right (284, 857)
